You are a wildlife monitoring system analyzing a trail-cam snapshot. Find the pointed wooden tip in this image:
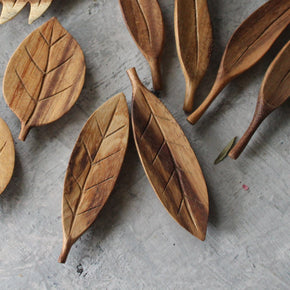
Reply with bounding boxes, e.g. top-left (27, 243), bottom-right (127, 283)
top-left (58, 240), bottom-right (73, 264)
top-left (18, 124), bottom-right (31, 141)
top-left (148, 58), bottom-right (162, 91)
top-left (127, 67), bottom-right (142, 90)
